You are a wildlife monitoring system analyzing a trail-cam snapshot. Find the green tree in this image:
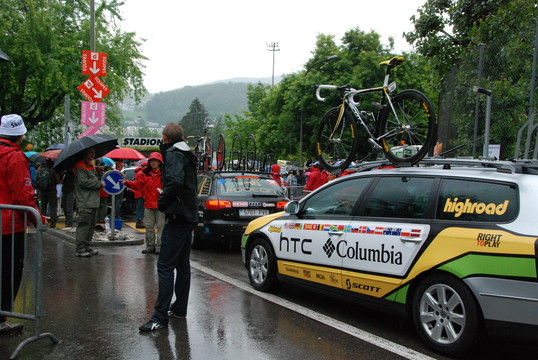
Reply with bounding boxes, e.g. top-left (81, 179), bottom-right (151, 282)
top-left (180, 98), bottom-right (209, 145)
top-left (137, 127), bottom-right (160, 137)
top-left (226, 28), bottom-right (433, 163)
top-left (0, 0), bottom-right (146, 140)
top-left (404, 0), bottom-right (513, 77)
top-left (405, 0), bottom-right (538, 158)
